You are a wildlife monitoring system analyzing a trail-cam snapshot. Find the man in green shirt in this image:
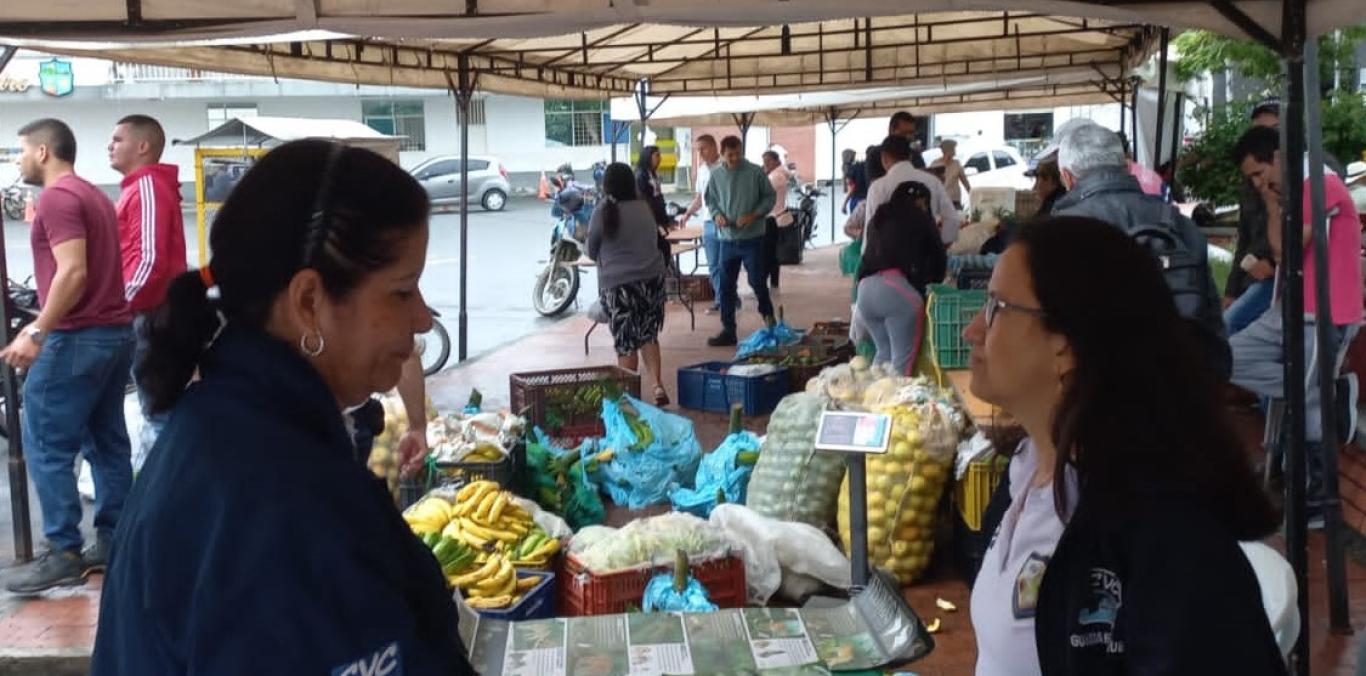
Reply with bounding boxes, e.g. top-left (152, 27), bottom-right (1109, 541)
top-left (704, 136), bottom-right (777, 346)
